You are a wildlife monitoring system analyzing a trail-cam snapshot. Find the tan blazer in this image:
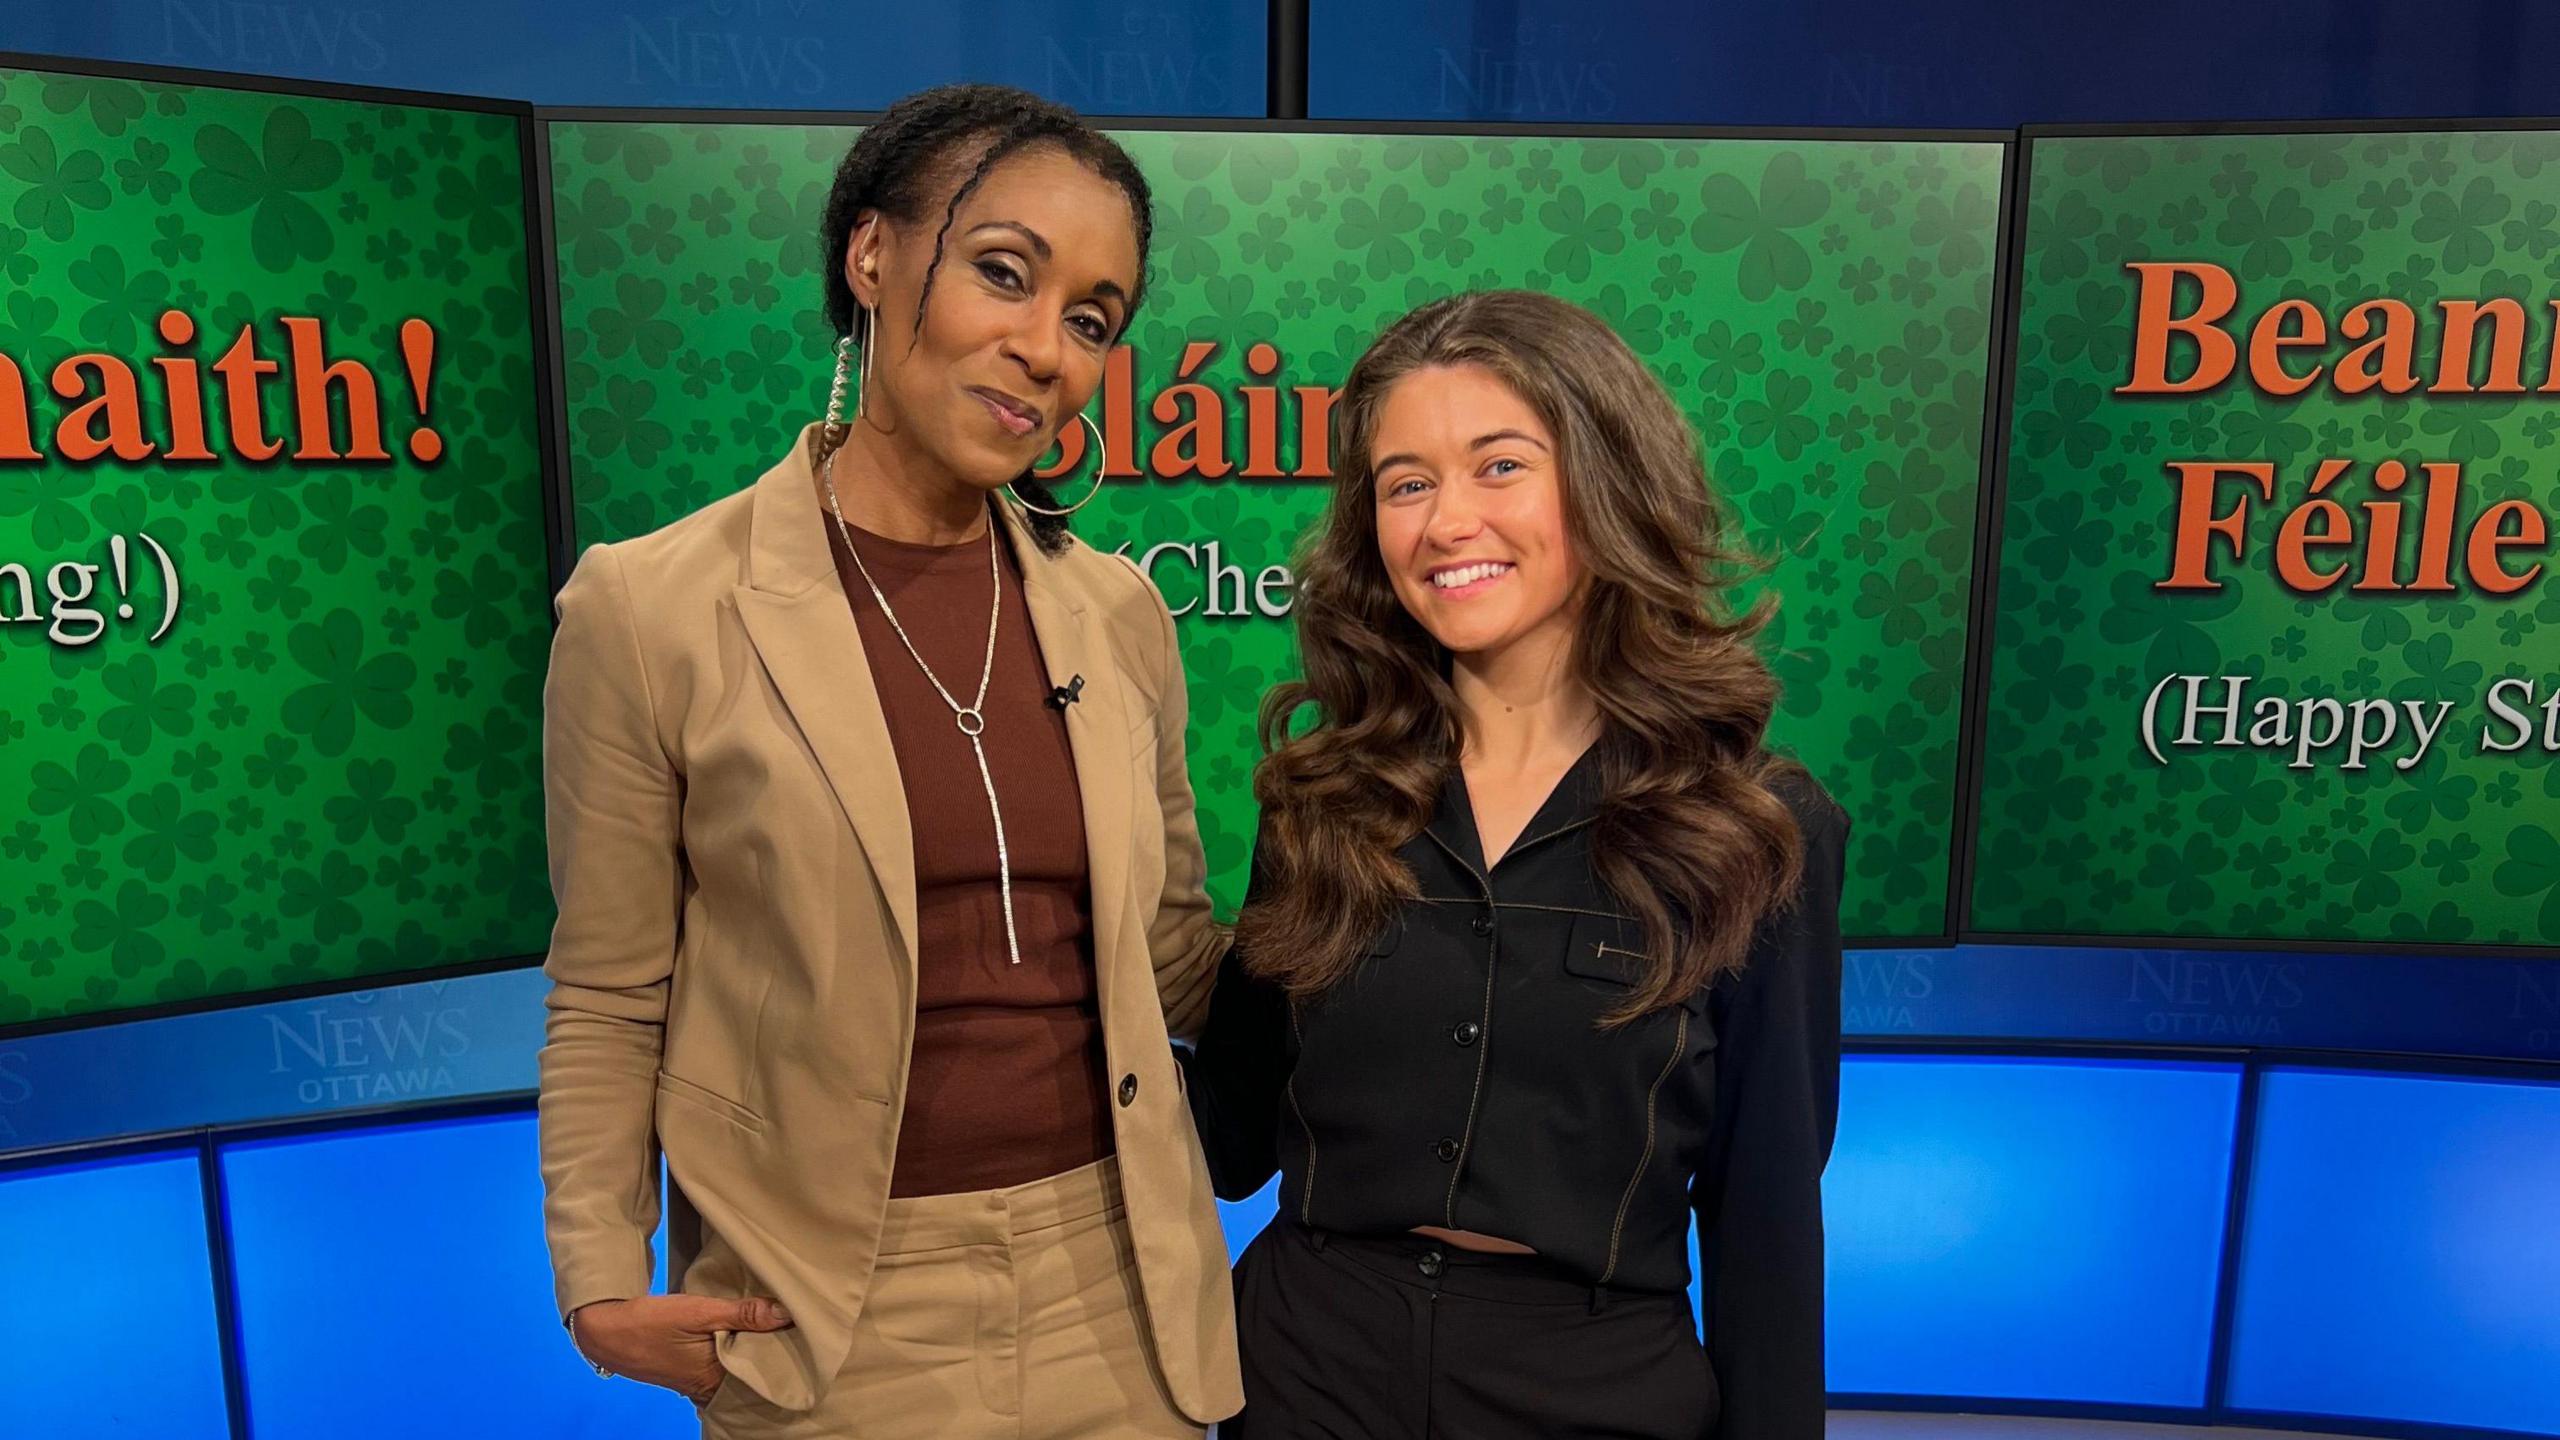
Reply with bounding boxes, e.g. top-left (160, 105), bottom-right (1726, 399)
top-left (536, 423), bottom-right (1243, 1423)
